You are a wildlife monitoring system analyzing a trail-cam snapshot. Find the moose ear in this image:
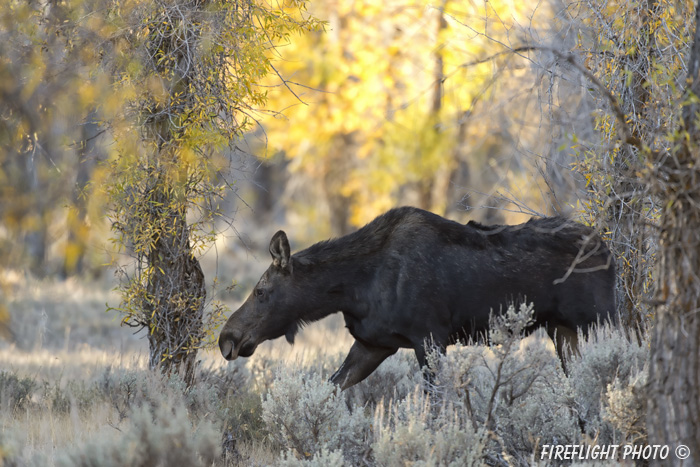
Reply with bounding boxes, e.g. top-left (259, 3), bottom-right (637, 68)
top-left (269, 230), bottom-right (291, 271)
